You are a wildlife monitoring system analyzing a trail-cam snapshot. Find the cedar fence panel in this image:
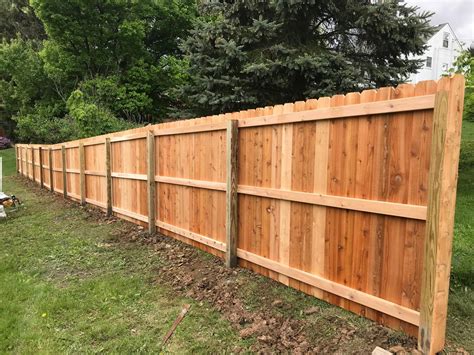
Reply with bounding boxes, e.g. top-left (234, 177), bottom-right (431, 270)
top-left (15, 75), bottom-right (465, 354)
